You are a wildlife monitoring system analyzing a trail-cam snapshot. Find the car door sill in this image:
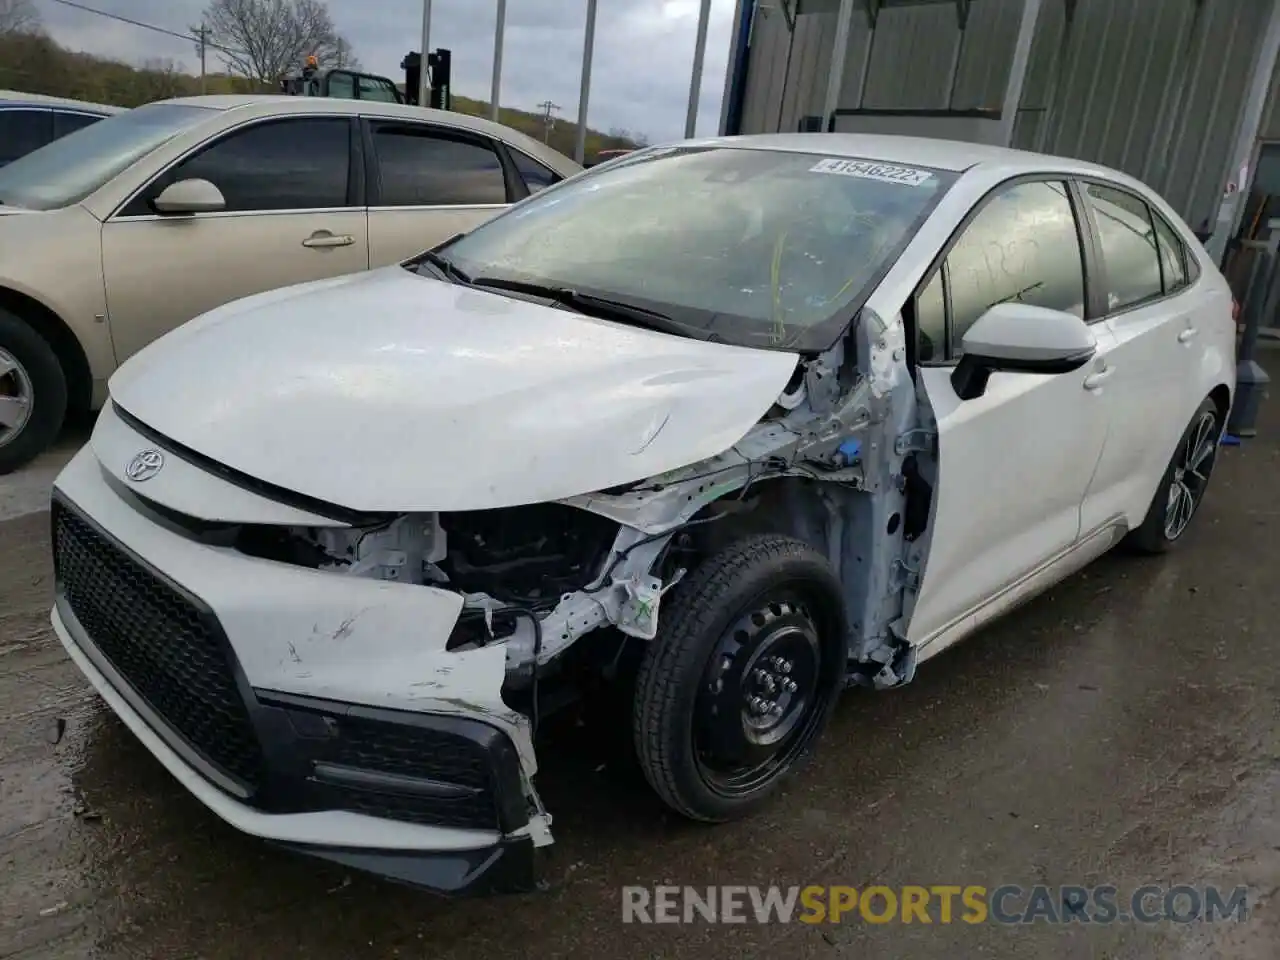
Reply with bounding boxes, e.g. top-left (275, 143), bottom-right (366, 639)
top-left (913, 515), bottom-right (1130, 664)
